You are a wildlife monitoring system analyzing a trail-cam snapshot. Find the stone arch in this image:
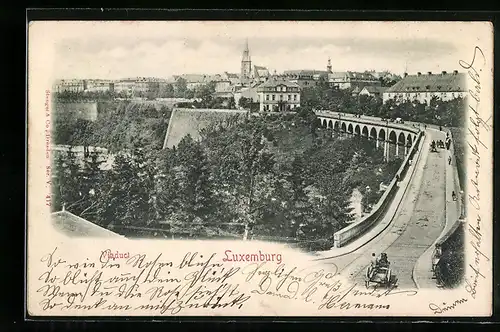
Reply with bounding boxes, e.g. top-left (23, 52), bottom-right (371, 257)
top-left (361, 125), bottom-right (369, 138)
top-left (388, 130), bottom-right (397, 144)
top-left (322, 118), bottom-right (327, 127)
top-left (327, 120), bottom-right (333, 129)
top-left (407, 134), bottom-right (413, 147)
top-left (398, 132), bottom-right (406, 146)
top-left (341, 122), bottom-right (347, 133)
top-left (355, 124), bottom-right (361, 136)
top-left (348, 123), bottom-right (354, 134)
top-left (370, 127), bottom-right (378, 140)
top-left (378, 128), bottom-right (386, 141)
top-left (334, 121), bottom-right (340, 132)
